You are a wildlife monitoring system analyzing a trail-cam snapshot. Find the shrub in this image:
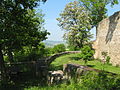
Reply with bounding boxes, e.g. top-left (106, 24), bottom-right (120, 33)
top-left (52, 44), bottom-right (66, 53)
top-left (101, 51), bottom-right (108, 60)
top-left (101, 51), bottom-right (111, 64)
top-left (14, 43), bottom-right (46, 62)
top-left (79, 45), bottom-right (94, 64)
top-left (44, 47), bottom-right (54, 56)
top-left (106, 56), bottom-right (110, 64)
